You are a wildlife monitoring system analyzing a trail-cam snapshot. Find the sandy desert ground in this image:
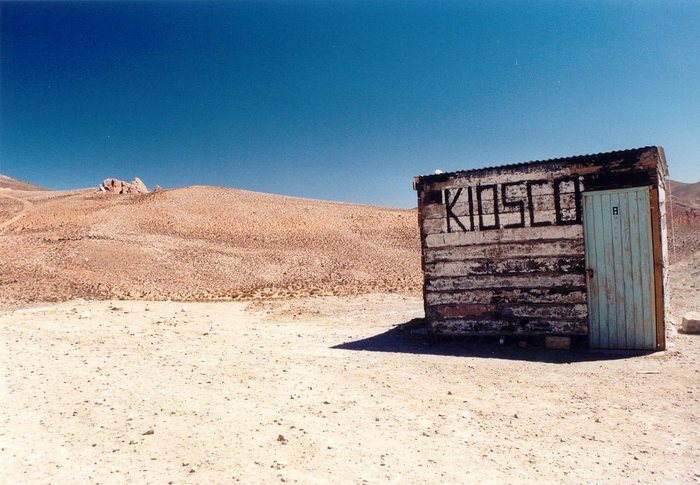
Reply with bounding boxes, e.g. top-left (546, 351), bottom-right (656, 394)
top-left (1, 294), bottom-right (698, 484)
top-left (1, 178), bottom-right (699, 483)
